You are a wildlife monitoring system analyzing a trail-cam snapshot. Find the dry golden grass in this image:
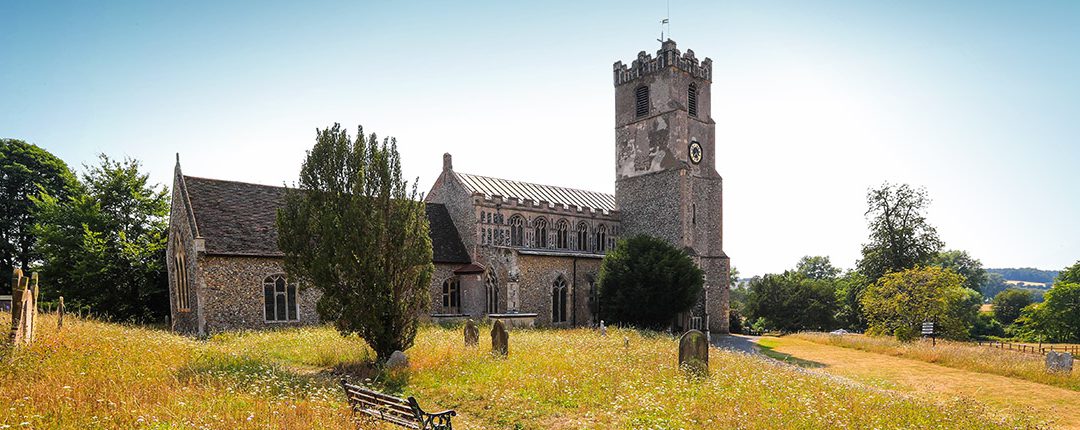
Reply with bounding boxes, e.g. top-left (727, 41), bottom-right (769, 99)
top-left (0, 313), bottom-right (1047, 429)
top-left (793, 332), bottom-right (1080, 391)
